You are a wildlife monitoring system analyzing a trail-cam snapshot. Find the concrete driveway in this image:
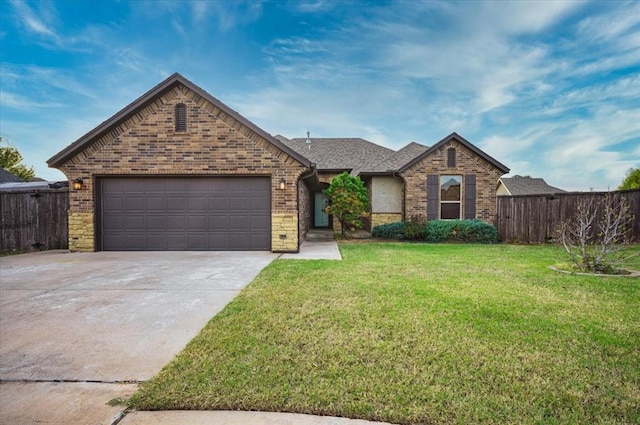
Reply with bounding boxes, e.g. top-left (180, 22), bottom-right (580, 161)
top-left (0, 250), bottom-right (277, 424)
